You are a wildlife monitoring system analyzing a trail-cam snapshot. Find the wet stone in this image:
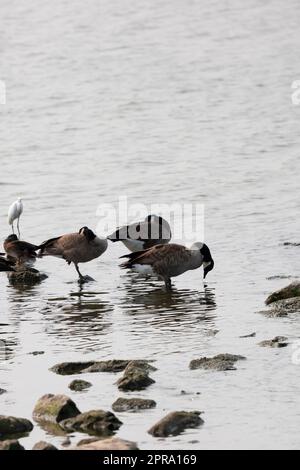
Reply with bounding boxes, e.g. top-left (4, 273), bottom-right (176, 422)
top-left (265, 281), bottom-right (300, 305)
top-left (68, 380), bottom-right (92, 392)
top-left (32, 441), bottom-right (58, 450)
top-left (0, 415), bottom-right (33, 438)
top-left (74, 437), bottom-right (138, 450)
top-left (260, 297), bottom-right (300, 317)
top-left (33, 394), bottom-right (80, 424)
top-left (112, 397), bottom-right (157, 412)
top-left (189, 354), bottom-right (246, 371)
top-left (148, 411), bottom-right (204, 437)
top-left (0, 439), bottom-right (25, 450)
top-left (258, 336), bottom-right (289, 348)
top-left (0, 388), bottom-right (7, 395)
top-left (50, 360), bottom-right (131, 375)
top-left (60, 410), bottom-right (122, 436)
top-left (7, 269), bottom-right (48, 286)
